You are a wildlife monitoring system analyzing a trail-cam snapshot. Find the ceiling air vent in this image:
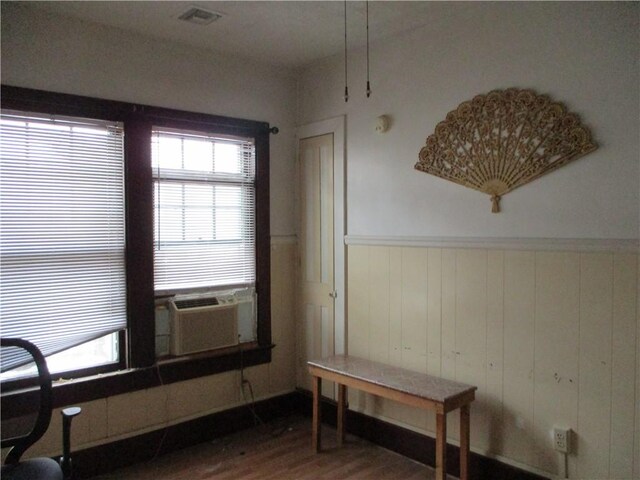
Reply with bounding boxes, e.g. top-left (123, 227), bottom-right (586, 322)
top-left (178, 6), bottom-right (223, 25)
